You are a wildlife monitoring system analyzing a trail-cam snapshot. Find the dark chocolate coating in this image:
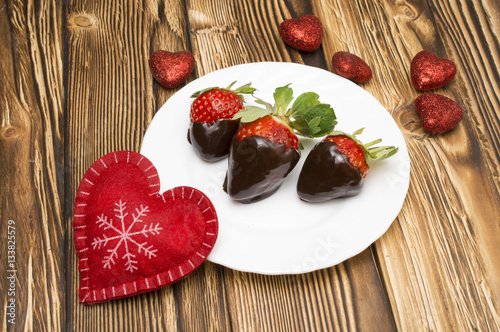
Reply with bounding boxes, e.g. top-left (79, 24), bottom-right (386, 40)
top-left (188, 119), bottom-right (240, 162)
top-left (223, 136), bottom-right (300, 203)
top-left (297, 141), bottom-right (364, 202)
